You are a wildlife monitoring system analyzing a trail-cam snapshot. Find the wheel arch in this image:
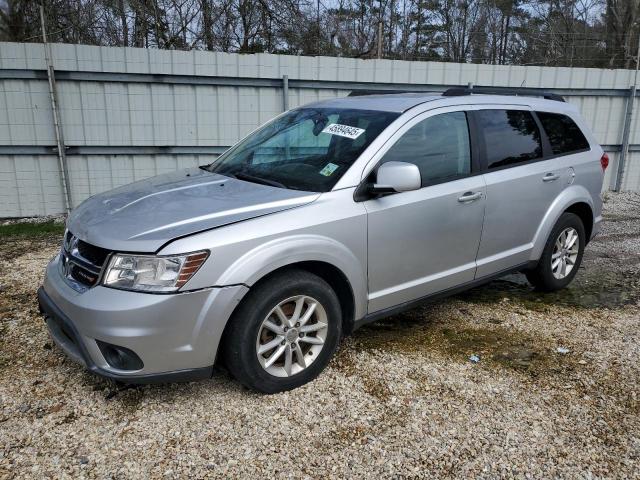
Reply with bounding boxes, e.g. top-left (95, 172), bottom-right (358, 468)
top-left (530, 186), bottom-right (595, 261)
top-left (239, 261), bottom-right (357, 335)
top-left (564, 201), bottom-right (594, 242)
top-left (215, 235), bottom-right (366, 334)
